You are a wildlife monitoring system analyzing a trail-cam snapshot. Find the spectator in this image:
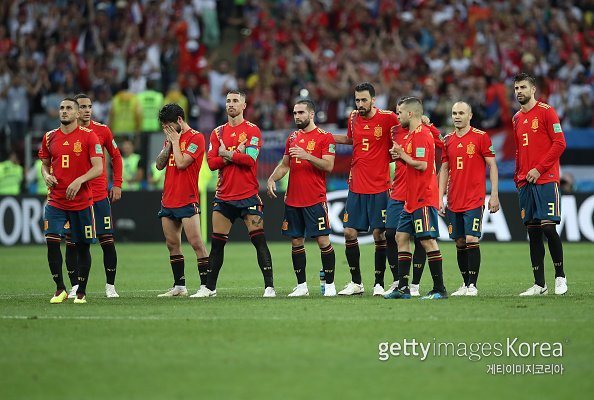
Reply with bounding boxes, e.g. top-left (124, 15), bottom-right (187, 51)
top-left (0, 151), bottom-right (23, 195)
top-left (120, 139), bottom-right (144, 191)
